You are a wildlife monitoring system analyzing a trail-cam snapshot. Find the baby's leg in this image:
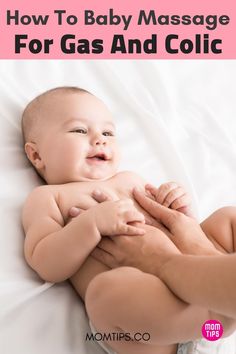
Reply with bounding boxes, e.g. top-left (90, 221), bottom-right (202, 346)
top-left (201, 206), bottom-right (236, 253)
top-left (85, 267), bottom-right (211, 354)
top-left (200, 207), bottom-right (236, 331)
